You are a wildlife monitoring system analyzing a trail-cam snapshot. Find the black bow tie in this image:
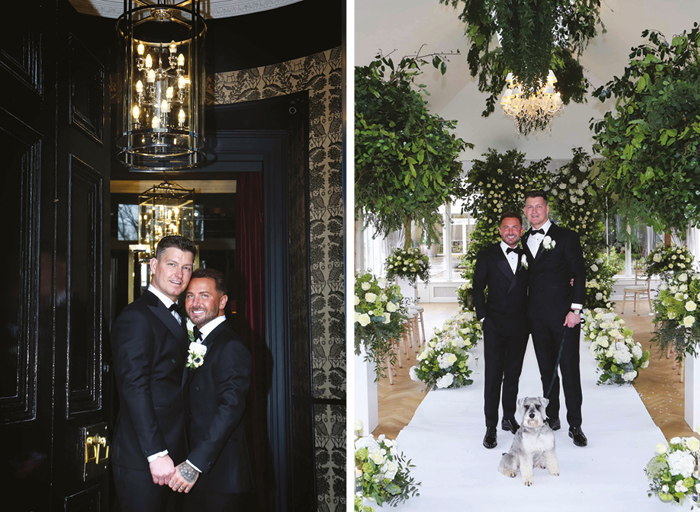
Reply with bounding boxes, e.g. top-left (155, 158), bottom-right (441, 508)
top-left (169, 303), bottom-right (182, 314)
top-left (530, 228), bottom-right (545, 235)
top-left (193, 326), bottom-right (202, 342)
top-left (506, 247), bottom-right (520, 255)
